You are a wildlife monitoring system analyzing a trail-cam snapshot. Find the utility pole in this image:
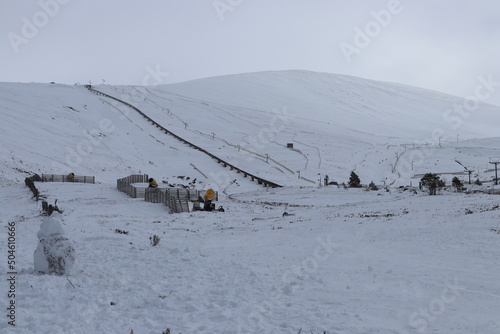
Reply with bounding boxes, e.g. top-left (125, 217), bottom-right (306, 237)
top-left (454, 160), bottom-right (473, 184)
top-left (467, 170), bottom-right (473, 185)
top-left (490, 159), bottom-right (500, 185)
